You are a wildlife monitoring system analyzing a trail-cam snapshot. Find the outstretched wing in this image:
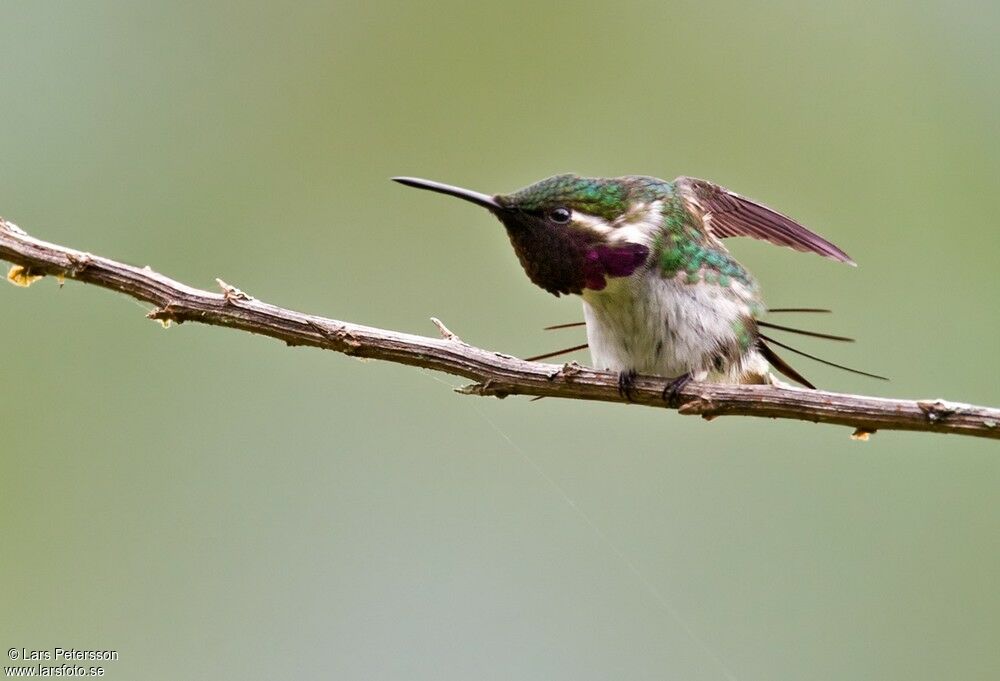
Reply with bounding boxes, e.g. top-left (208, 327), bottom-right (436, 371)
top-left (675, 177), bottom-right (855, 265)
